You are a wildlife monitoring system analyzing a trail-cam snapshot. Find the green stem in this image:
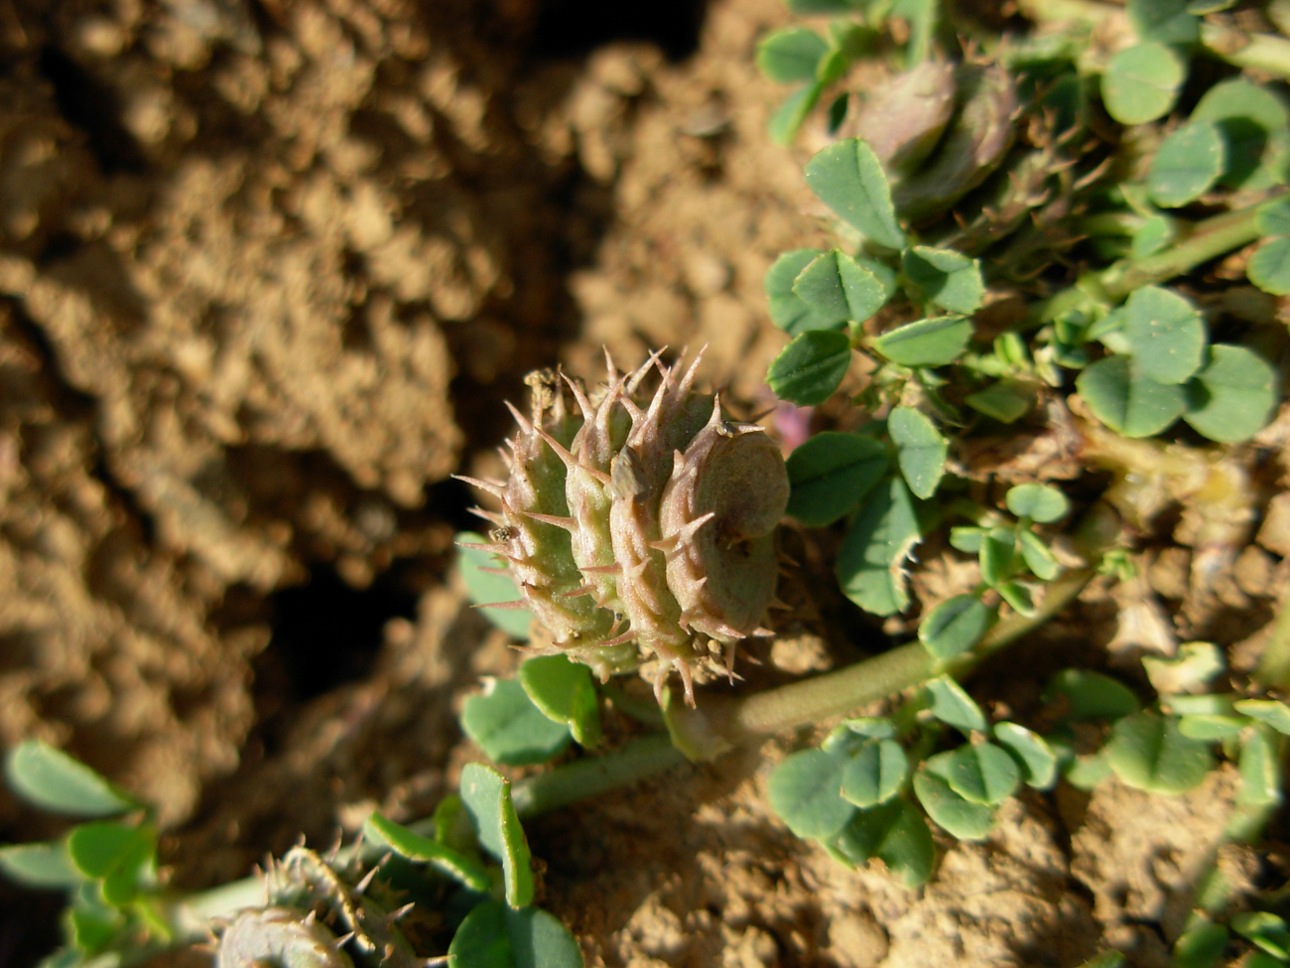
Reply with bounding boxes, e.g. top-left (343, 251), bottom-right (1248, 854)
top-left (509, 733), bottom-right (685, 819)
